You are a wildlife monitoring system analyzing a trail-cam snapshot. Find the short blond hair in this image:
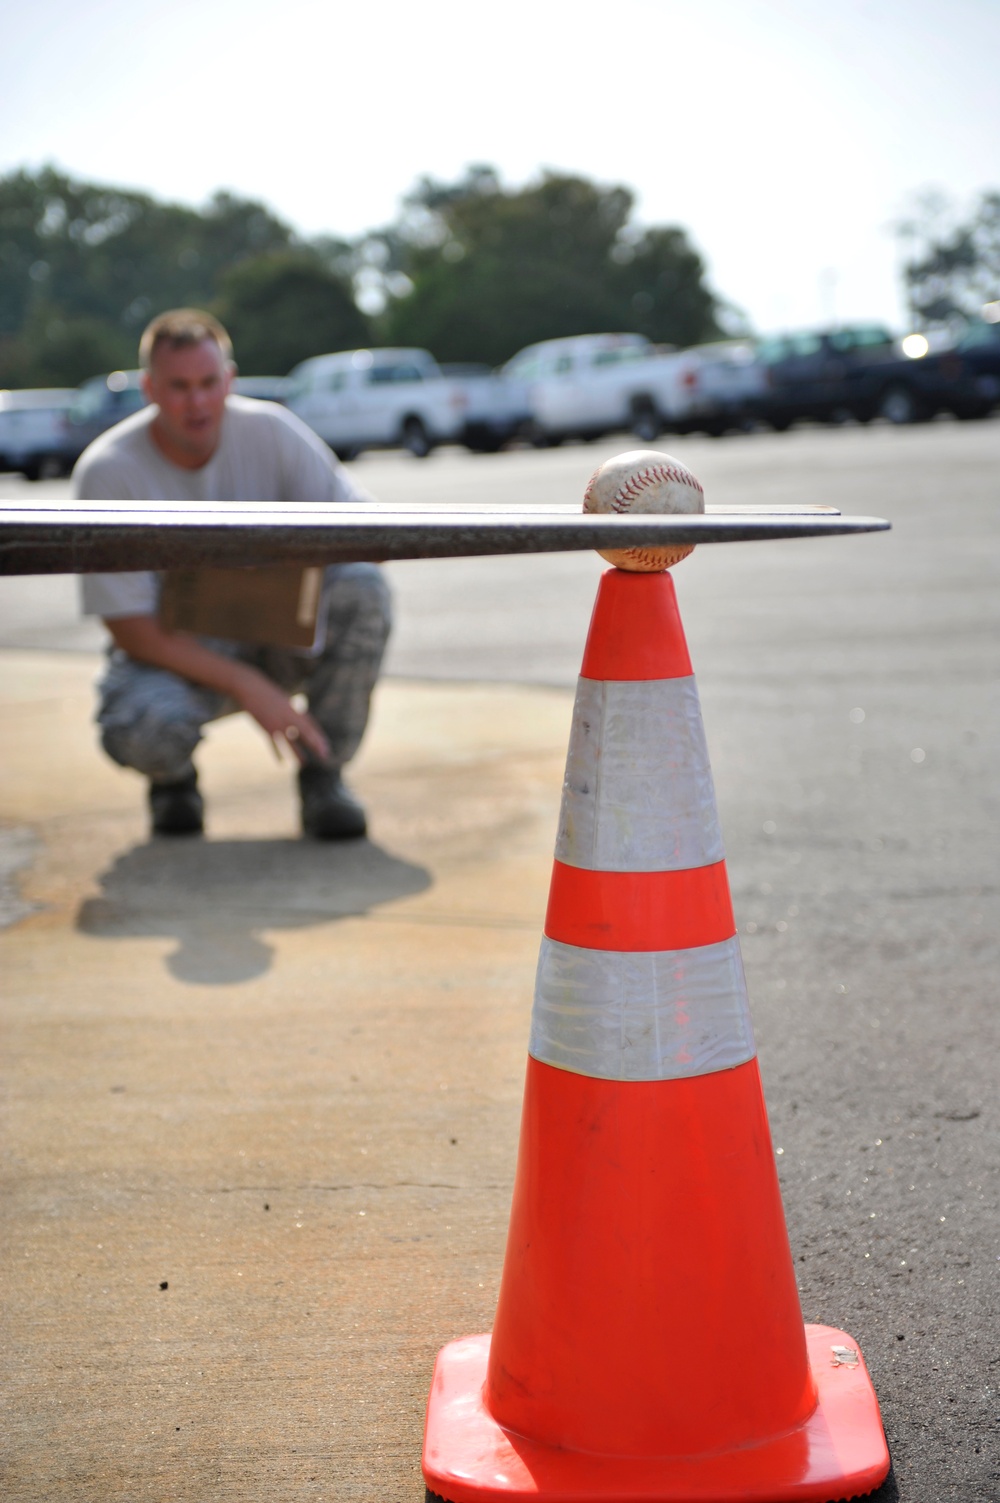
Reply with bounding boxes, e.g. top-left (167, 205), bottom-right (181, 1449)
top-left (139, 308), bottom-right (233, 370)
